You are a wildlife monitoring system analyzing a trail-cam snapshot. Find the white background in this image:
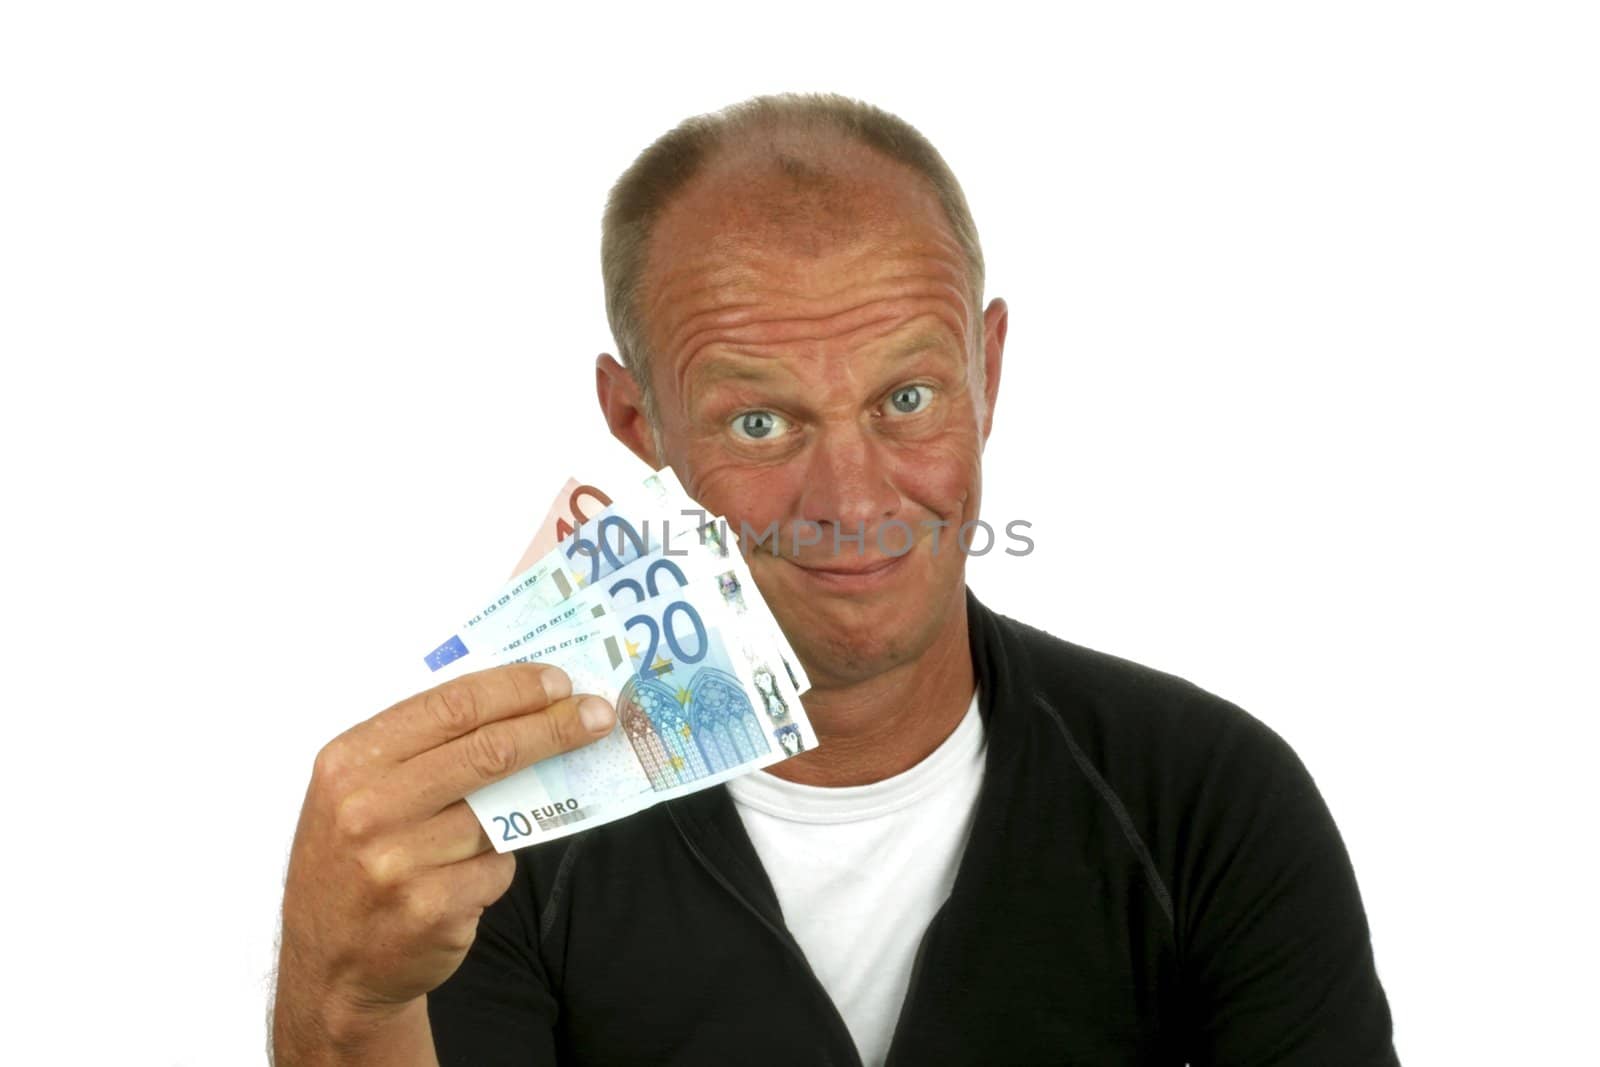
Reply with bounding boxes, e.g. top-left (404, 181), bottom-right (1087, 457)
top-left (3, 2), bottom-right (1595, 1063)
